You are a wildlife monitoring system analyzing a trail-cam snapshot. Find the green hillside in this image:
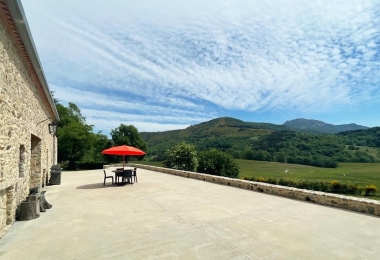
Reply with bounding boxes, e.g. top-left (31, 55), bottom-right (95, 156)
top-left (345, 146), bottom-right (380, 158)
top-left (337, 127), bottom-right (380, 147)
top-left (141, 117), bottom-right (274, 158)
top-left (141, 117), bottom-right (380, 166)
top-left (141, 117), bottom-right (316, 152)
